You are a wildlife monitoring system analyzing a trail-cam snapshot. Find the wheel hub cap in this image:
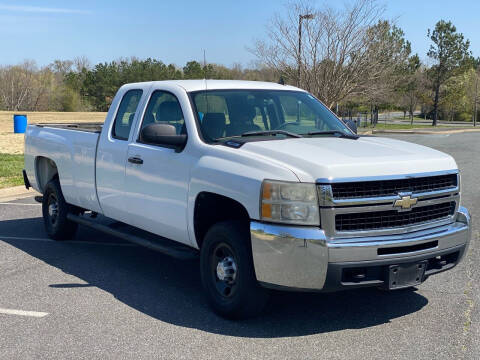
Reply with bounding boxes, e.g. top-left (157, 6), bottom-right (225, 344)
top-left (48, 203), bottom-right (57, 216)
top-left (216, 256), bottom-right (237, 283)
top-left (48, 200), bottom-right (58, 223)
